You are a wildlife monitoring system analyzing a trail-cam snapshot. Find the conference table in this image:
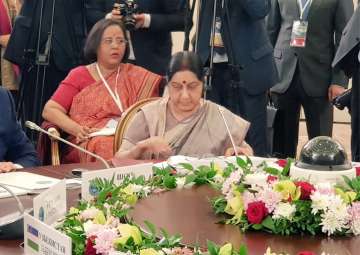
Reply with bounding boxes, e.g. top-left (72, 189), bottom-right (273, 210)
top-left (1, 160), bottom-right (360, 255)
